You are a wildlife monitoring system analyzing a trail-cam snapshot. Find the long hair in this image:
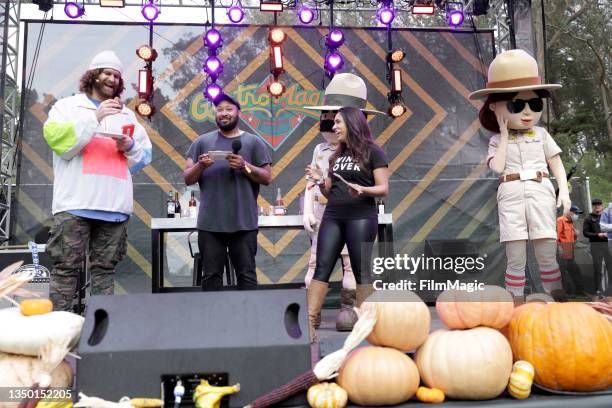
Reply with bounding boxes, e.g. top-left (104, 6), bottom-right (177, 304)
top-left (79, 68), bottom-right (124, 99)
top-left (479, 89), bottom-right (550, 133)
top-left (329, 106), bottom-right (375, 170)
